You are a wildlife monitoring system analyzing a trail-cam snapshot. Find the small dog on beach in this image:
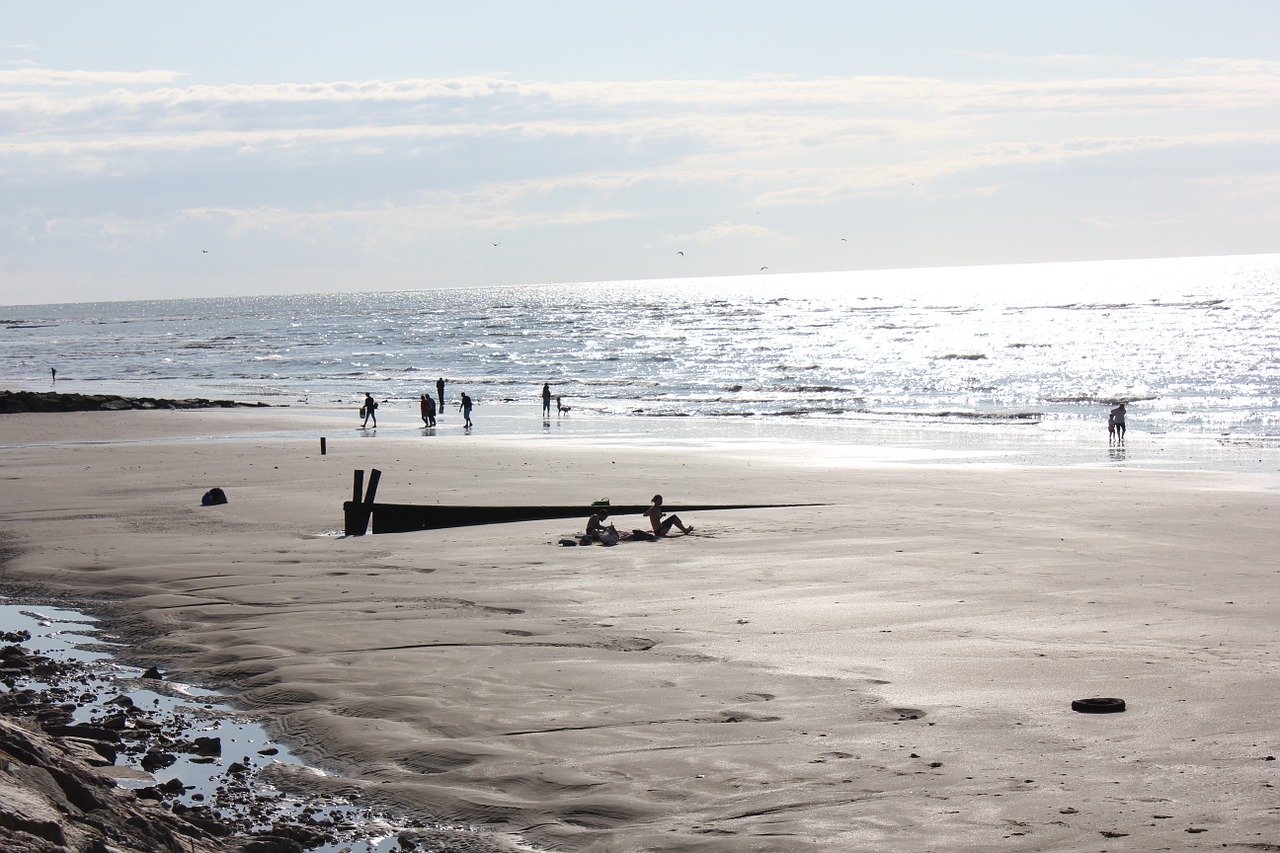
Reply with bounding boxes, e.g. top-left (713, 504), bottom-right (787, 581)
top-left (556, 396), bottom-right (571, 416)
